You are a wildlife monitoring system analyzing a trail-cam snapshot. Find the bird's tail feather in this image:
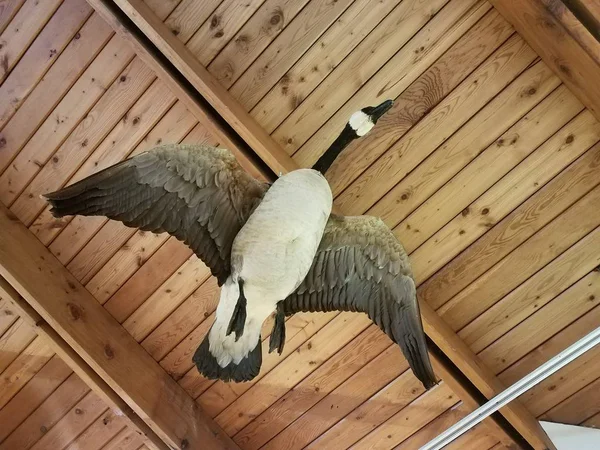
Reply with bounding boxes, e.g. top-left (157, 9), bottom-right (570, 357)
top-left (193, 327), bottom-right (262, 383)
